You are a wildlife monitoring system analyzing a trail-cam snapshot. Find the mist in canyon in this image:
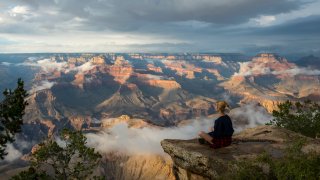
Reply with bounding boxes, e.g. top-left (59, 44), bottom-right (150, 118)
top-left (86, 103), bottom-right (272, 156)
